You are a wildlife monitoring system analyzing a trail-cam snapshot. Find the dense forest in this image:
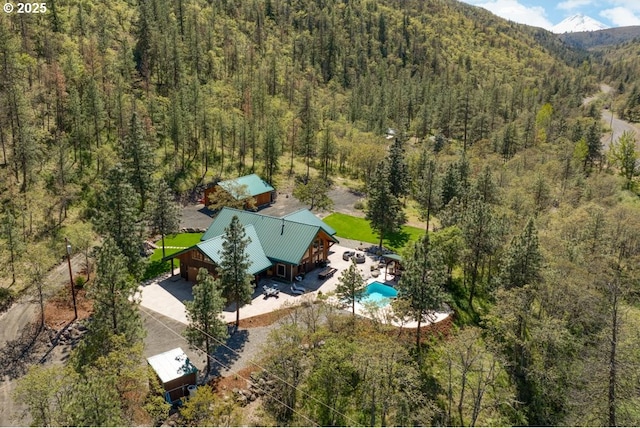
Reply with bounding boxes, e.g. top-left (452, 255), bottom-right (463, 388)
top-left (1, 0), bottom-right (640, 426)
